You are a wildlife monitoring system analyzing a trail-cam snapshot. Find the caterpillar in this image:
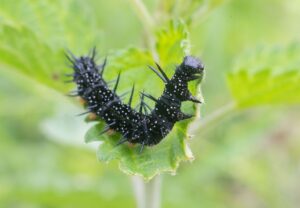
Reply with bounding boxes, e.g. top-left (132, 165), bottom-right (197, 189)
top-left (66, 49), bottom-right (204, 151)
